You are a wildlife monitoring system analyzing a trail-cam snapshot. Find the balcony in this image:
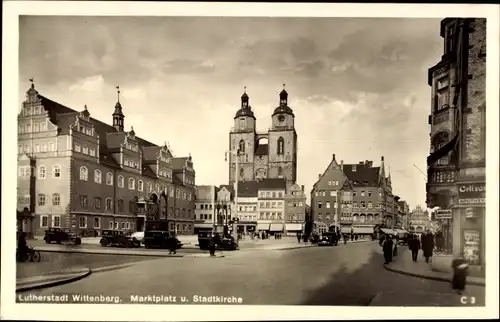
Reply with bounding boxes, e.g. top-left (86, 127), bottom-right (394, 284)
top-left (428, 167), bottom-right (456, 184)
